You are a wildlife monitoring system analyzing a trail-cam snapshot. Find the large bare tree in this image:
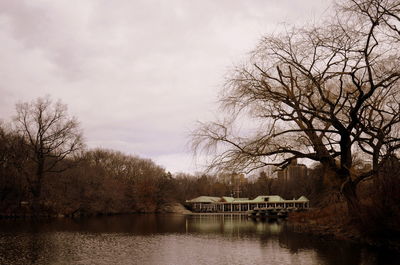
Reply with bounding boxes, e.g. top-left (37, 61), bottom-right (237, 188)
top-left (14, 96), bottom-right (84, 206)
top-left (192, 0), bottom-right (400, 214)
